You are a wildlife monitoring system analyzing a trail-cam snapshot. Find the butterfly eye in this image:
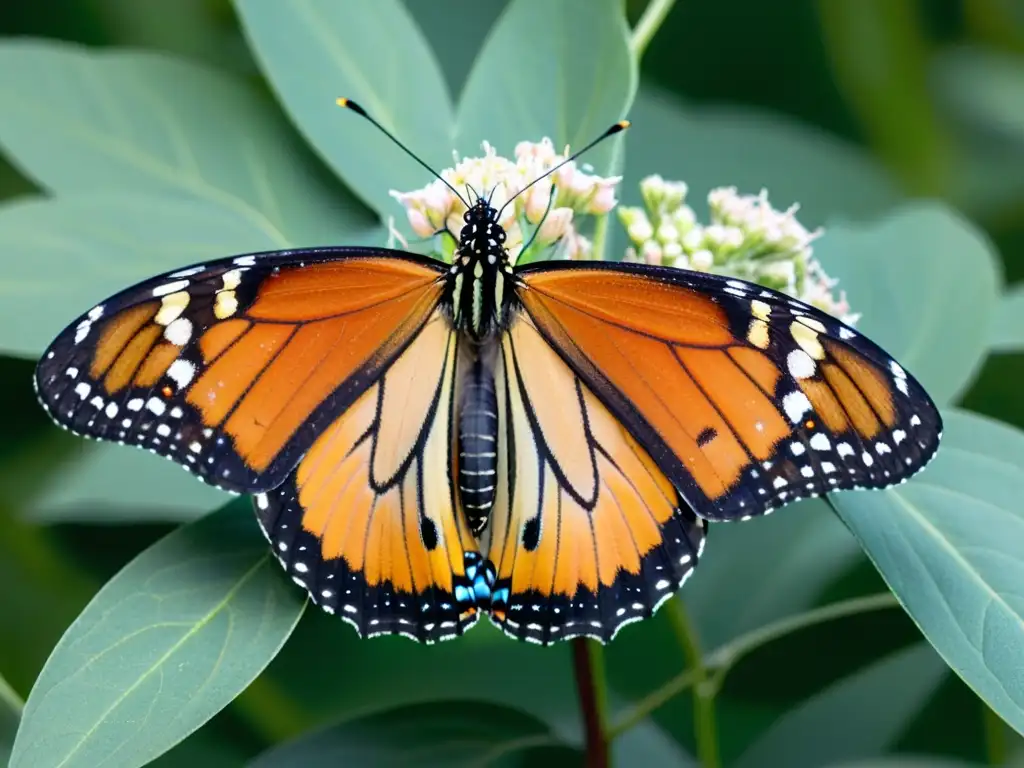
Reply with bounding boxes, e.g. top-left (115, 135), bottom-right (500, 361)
top-left (464, 210), bottom-right (474, 223)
